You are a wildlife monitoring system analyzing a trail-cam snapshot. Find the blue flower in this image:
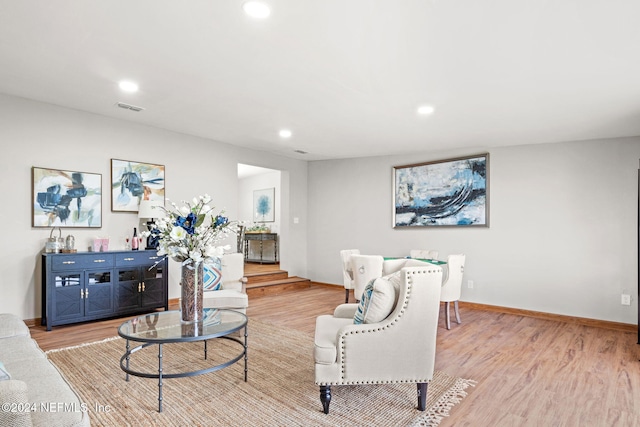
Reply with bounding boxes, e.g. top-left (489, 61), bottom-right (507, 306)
top-left (175, 212), bottom-right (197, 234)
top-left (214, 215), bottom-right (228, 227)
